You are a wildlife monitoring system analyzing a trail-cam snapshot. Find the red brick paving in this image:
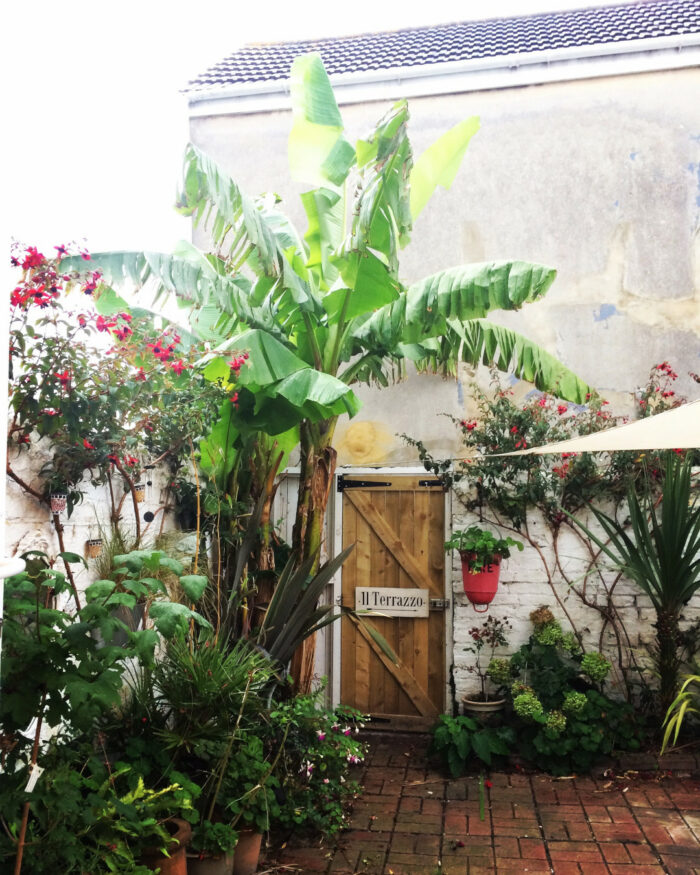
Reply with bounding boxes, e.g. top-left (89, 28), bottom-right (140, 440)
top-left (265, 734), bottom-right (700, 874)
